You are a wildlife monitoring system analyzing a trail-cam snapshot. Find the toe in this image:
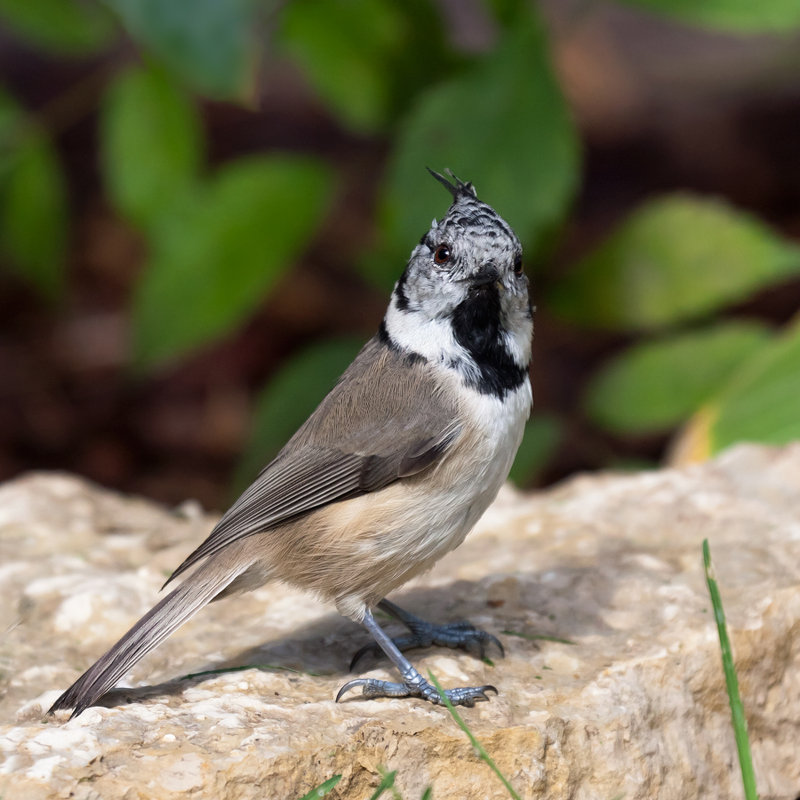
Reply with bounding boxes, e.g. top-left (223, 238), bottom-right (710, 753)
top-left (443, 684), bottom-right (498, 707)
